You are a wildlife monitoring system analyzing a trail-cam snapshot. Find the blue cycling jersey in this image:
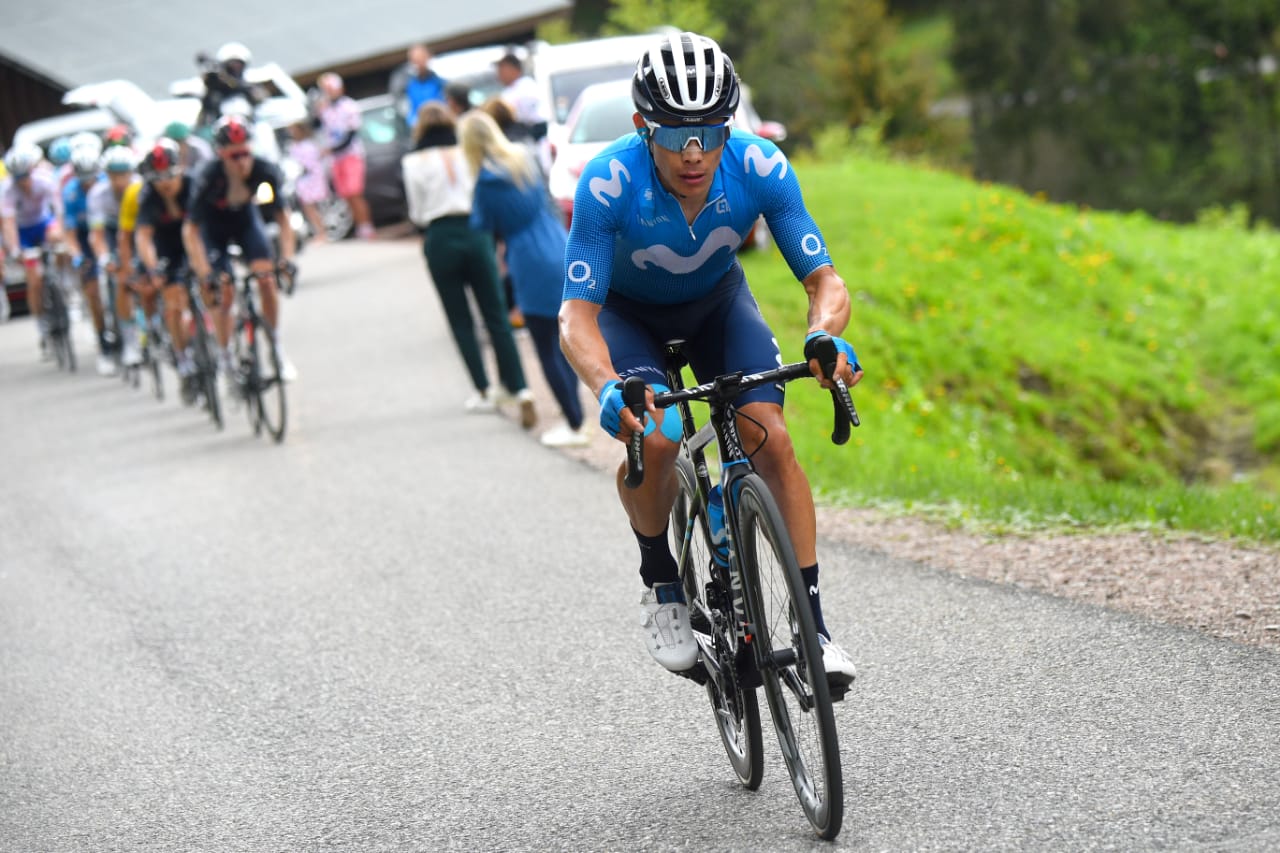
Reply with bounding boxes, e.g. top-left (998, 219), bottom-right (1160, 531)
top-left (563, 130), bottom-right (832, 306)
top-left (62, 176), bottom-right (102, 231)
